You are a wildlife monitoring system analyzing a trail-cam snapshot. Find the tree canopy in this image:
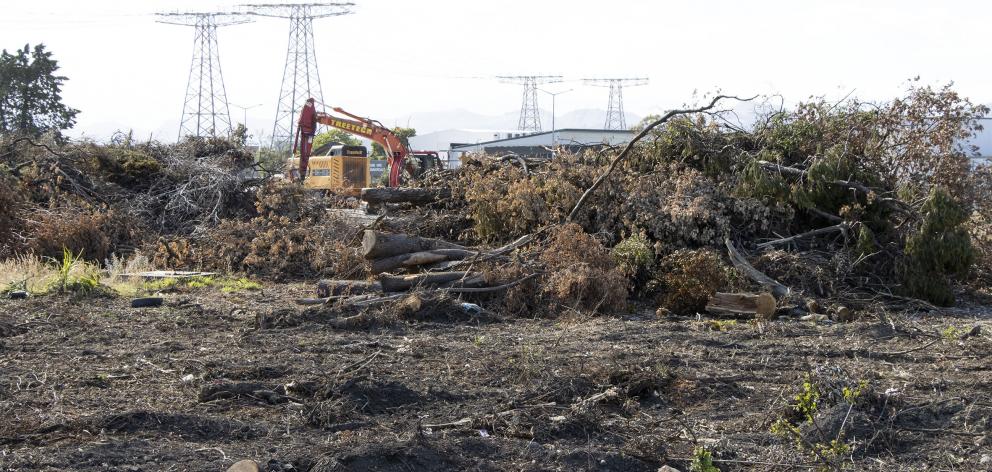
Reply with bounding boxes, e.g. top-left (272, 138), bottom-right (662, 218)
top-left (0, 44), bottom-right (79, 141)
top-left (312, 128), bottom-right (361, 150)
top-left (371, 126), bottom-right (416, 157)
